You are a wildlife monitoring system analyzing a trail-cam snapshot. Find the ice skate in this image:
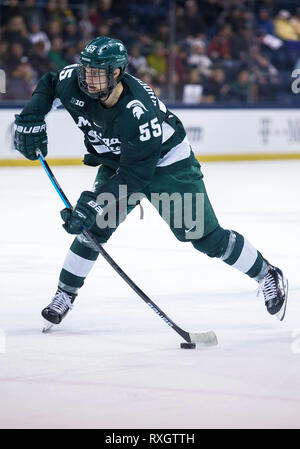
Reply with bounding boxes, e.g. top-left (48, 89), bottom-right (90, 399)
top-left (257, 264), bottom-right (288, 321)
top-left (41, 289), bottom-right (76, 331)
